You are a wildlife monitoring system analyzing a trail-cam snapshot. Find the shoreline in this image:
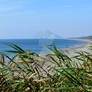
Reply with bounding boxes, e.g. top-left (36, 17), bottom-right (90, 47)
top-left (38, 38), bottom-right (92, 70)
top-left (4, 38), bottom-right (92, 72)
top-left (61, 38), bottom-right (92, 57)
top-left (39, 38), bottom-right (92, 57)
